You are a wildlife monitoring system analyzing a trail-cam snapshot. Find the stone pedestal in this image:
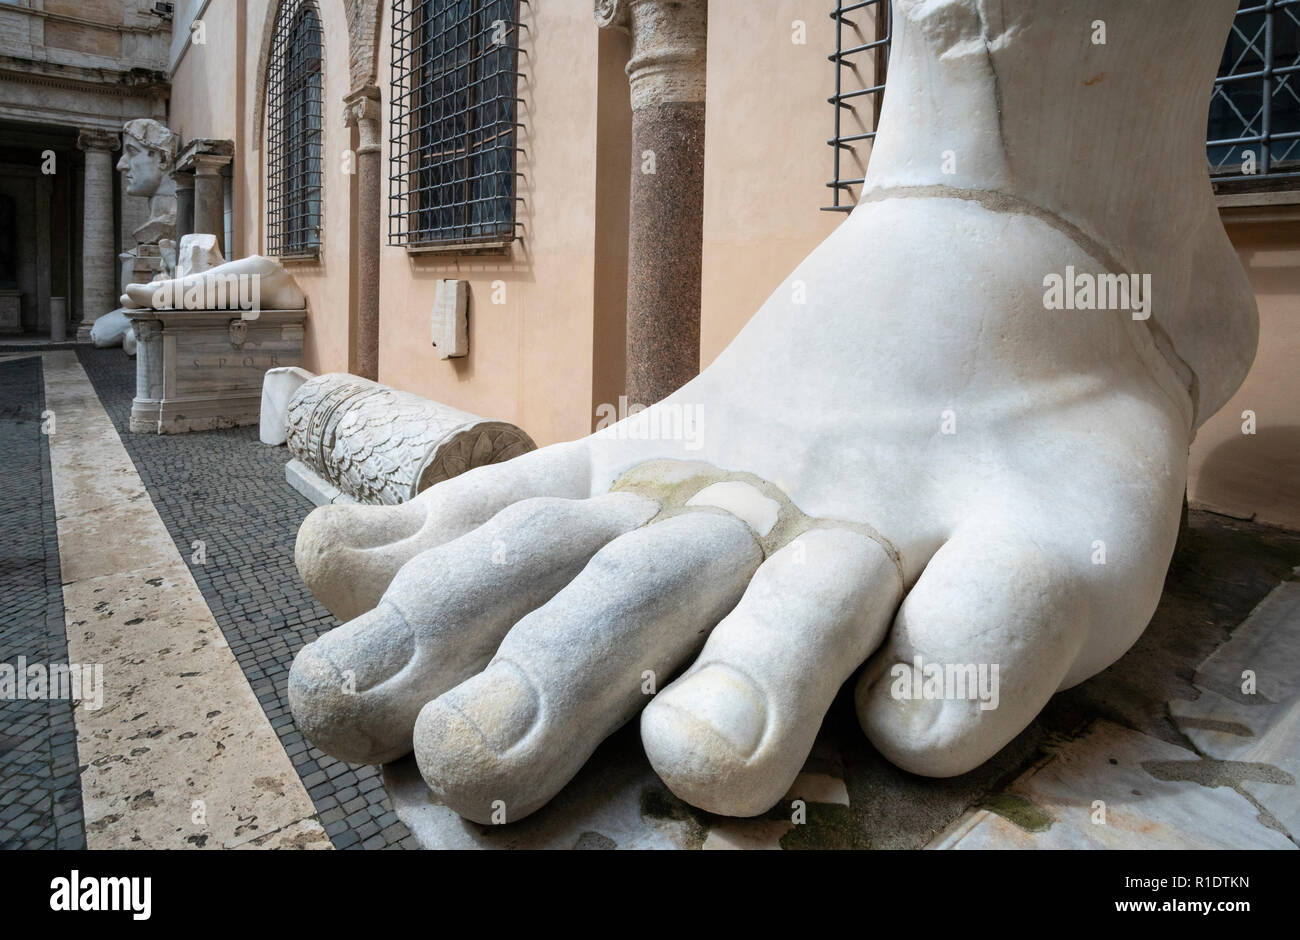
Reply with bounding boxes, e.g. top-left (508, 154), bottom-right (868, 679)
top-left (76, 129), bottom-right (121, 340)
top-left (127, 308), bottom-right (307, 434)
